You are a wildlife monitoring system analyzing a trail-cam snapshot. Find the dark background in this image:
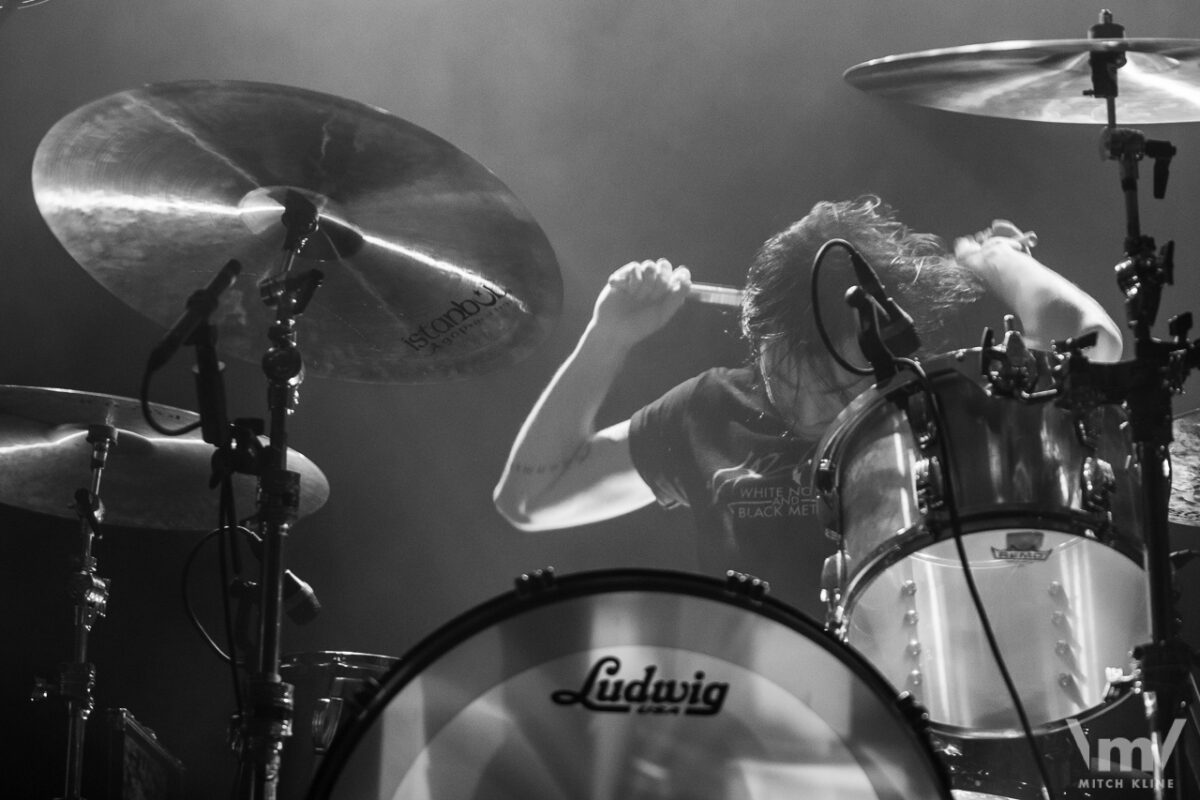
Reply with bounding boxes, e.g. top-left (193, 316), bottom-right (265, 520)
top-left (2, 1), bottom-right (1200, 798)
